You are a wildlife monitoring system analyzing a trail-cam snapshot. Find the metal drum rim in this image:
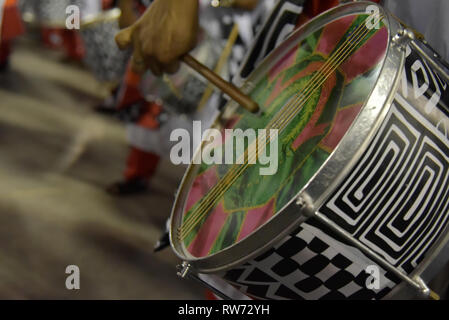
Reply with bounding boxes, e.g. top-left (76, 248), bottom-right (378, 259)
top-left (169, 1), bottom-right (405, 273)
